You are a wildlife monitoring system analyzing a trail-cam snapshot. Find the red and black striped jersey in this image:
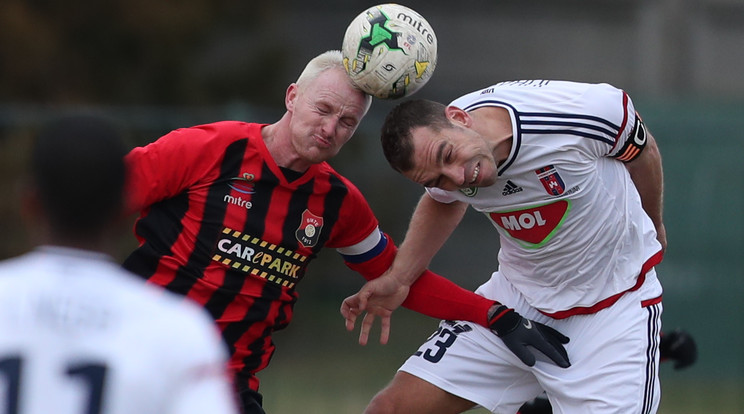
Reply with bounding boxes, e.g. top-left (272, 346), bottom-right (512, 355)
top-left (123, 121), bottom-right (380, 390)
